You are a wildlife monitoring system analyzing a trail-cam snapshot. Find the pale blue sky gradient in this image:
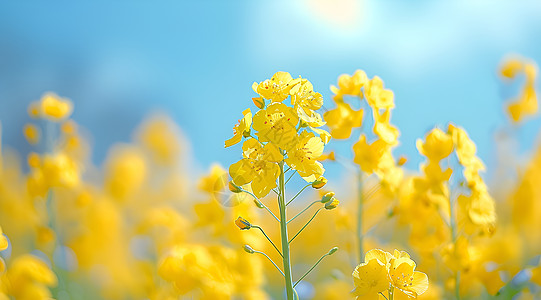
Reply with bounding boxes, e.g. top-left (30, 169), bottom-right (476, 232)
top-left (1, 1), bottom-right (540, 182)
